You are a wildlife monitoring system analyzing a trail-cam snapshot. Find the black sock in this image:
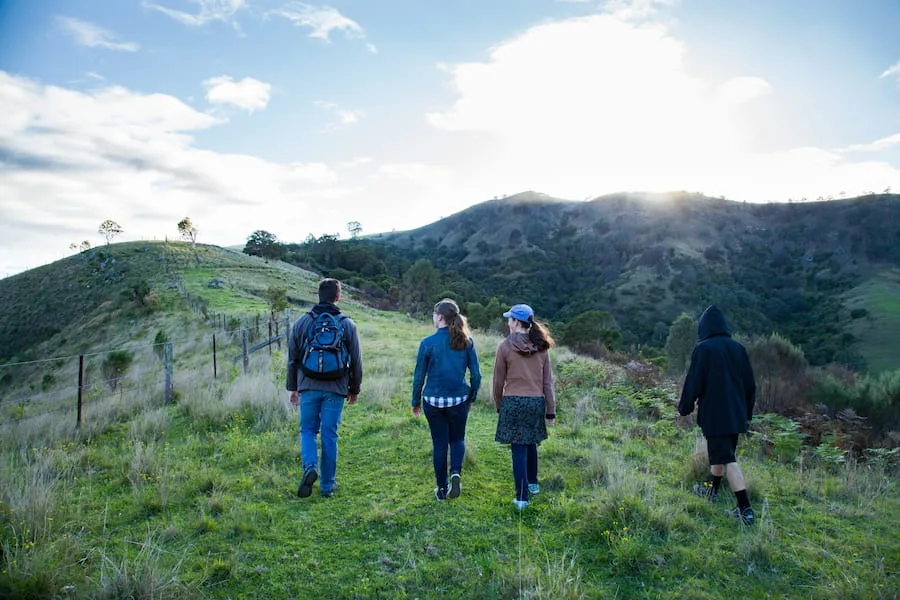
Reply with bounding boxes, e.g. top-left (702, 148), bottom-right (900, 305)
top-left (711, 475), bottom-right (723, 493)
top-left (735, 489), bottom-right (750, 510)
